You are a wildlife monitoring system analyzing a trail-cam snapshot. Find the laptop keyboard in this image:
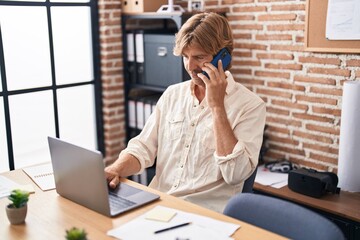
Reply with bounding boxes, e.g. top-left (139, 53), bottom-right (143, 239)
top-left (109, 192), bottom-right (136, 210)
